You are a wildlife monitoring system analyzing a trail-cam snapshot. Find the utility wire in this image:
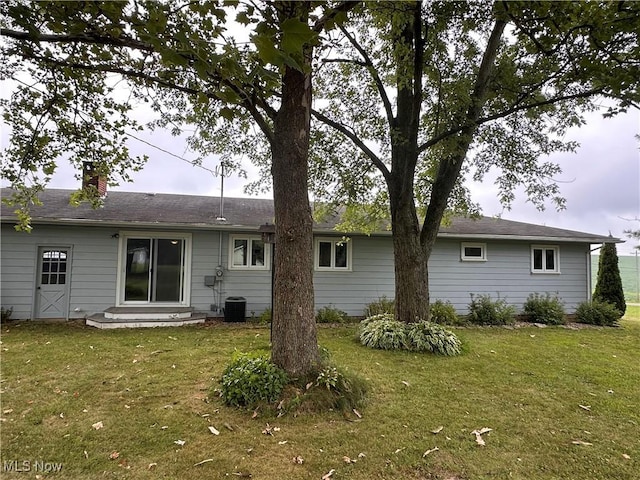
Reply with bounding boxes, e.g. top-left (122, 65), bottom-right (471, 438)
top-left (126, 130), bottom-right (220, 176)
